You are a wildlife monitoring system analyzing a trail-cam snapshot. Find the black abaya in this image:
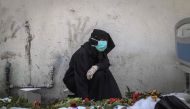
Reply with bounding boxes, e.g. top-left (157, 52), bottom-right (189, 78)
top-left (63, 29), bottom-right (122, 100)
